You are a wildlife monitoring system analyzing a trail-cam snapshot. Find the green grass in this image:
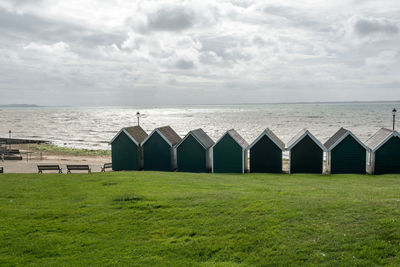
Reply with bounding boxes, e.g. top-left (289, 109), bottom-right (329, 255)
top-left (0, 172), bottom-right (400, 266)
top-left (27, 144), bottom-right (111, 156)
